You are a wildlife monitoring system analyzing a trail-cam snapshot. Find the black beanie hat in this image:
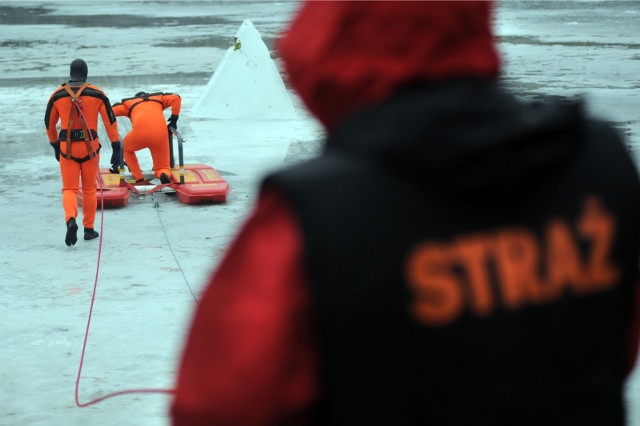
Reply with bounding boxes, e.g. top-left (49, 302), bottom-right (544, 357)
top-left (70, 58), bottom-right (88, 81)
